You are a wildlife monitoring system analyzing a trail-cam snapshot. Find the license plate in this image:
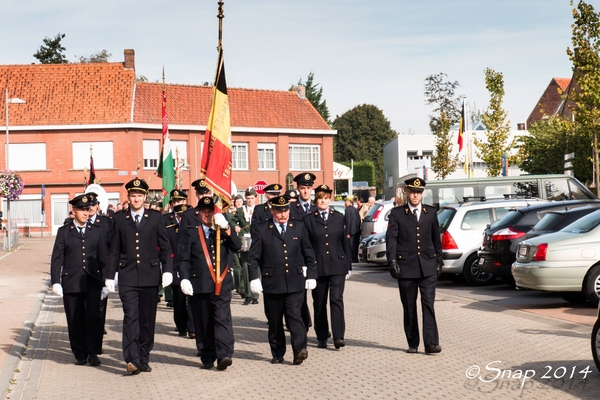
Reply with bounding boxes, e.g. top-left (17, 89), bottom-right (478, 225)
top-left (478, 258), bottom-right (485, 266)
top-left (518, 246), bottom-right (527, 257)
